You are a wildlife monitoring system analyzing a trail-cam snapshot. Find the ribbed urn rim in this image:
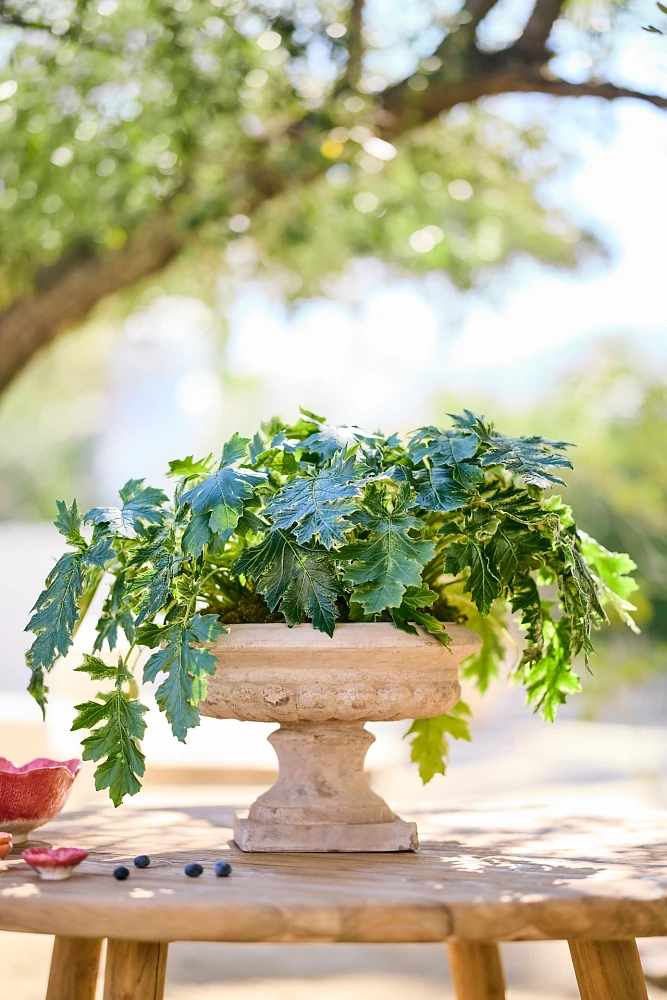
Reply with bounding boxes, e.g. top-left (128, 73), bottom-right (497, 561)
top-left (202, 622), bottom-right (479, 723)
top-left (209, 620), bottom-right (481, 652)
